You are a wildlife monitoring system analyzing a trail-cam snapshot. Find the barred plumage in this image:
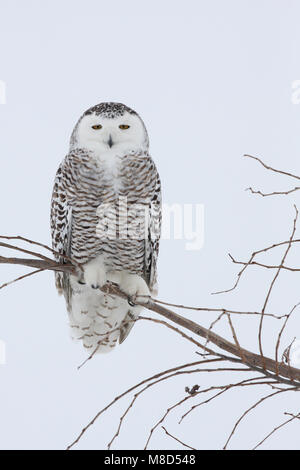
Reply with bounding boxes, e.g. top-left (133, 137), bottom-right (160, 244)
top-left (51, 103), bottom-right (161, 352)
